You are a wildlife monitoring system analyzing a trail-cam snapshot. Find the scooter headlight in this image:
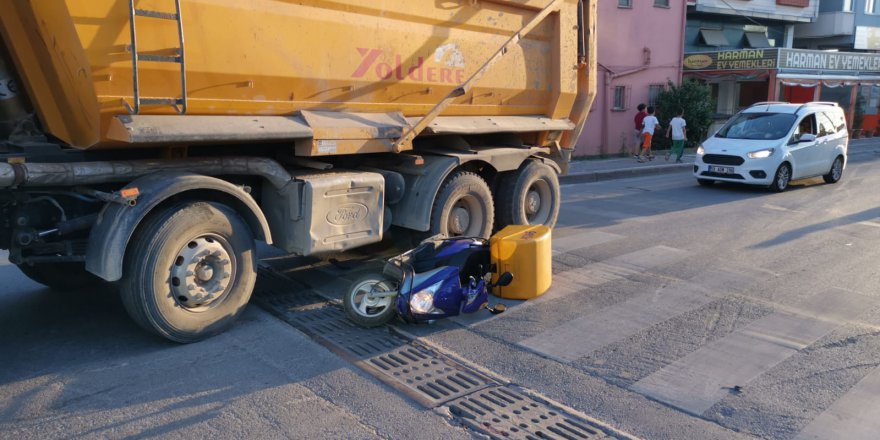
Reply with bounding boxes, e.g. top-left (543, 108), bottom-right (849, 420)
top-left (411, 281), bottom-right (442, 314)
